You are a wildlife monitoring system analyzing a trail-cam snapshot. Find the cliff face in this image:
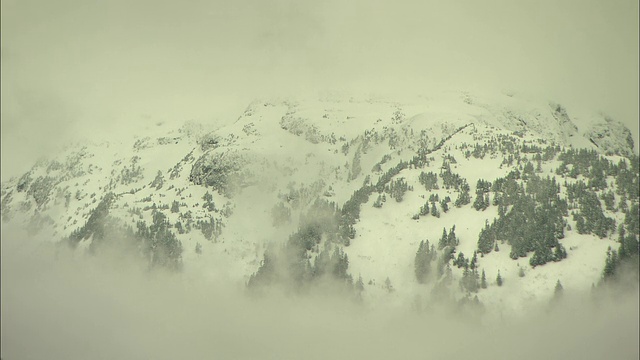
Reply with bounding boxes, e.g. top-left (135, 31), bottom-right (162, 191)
top-left (584, 116), bottom-right (636, 157)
